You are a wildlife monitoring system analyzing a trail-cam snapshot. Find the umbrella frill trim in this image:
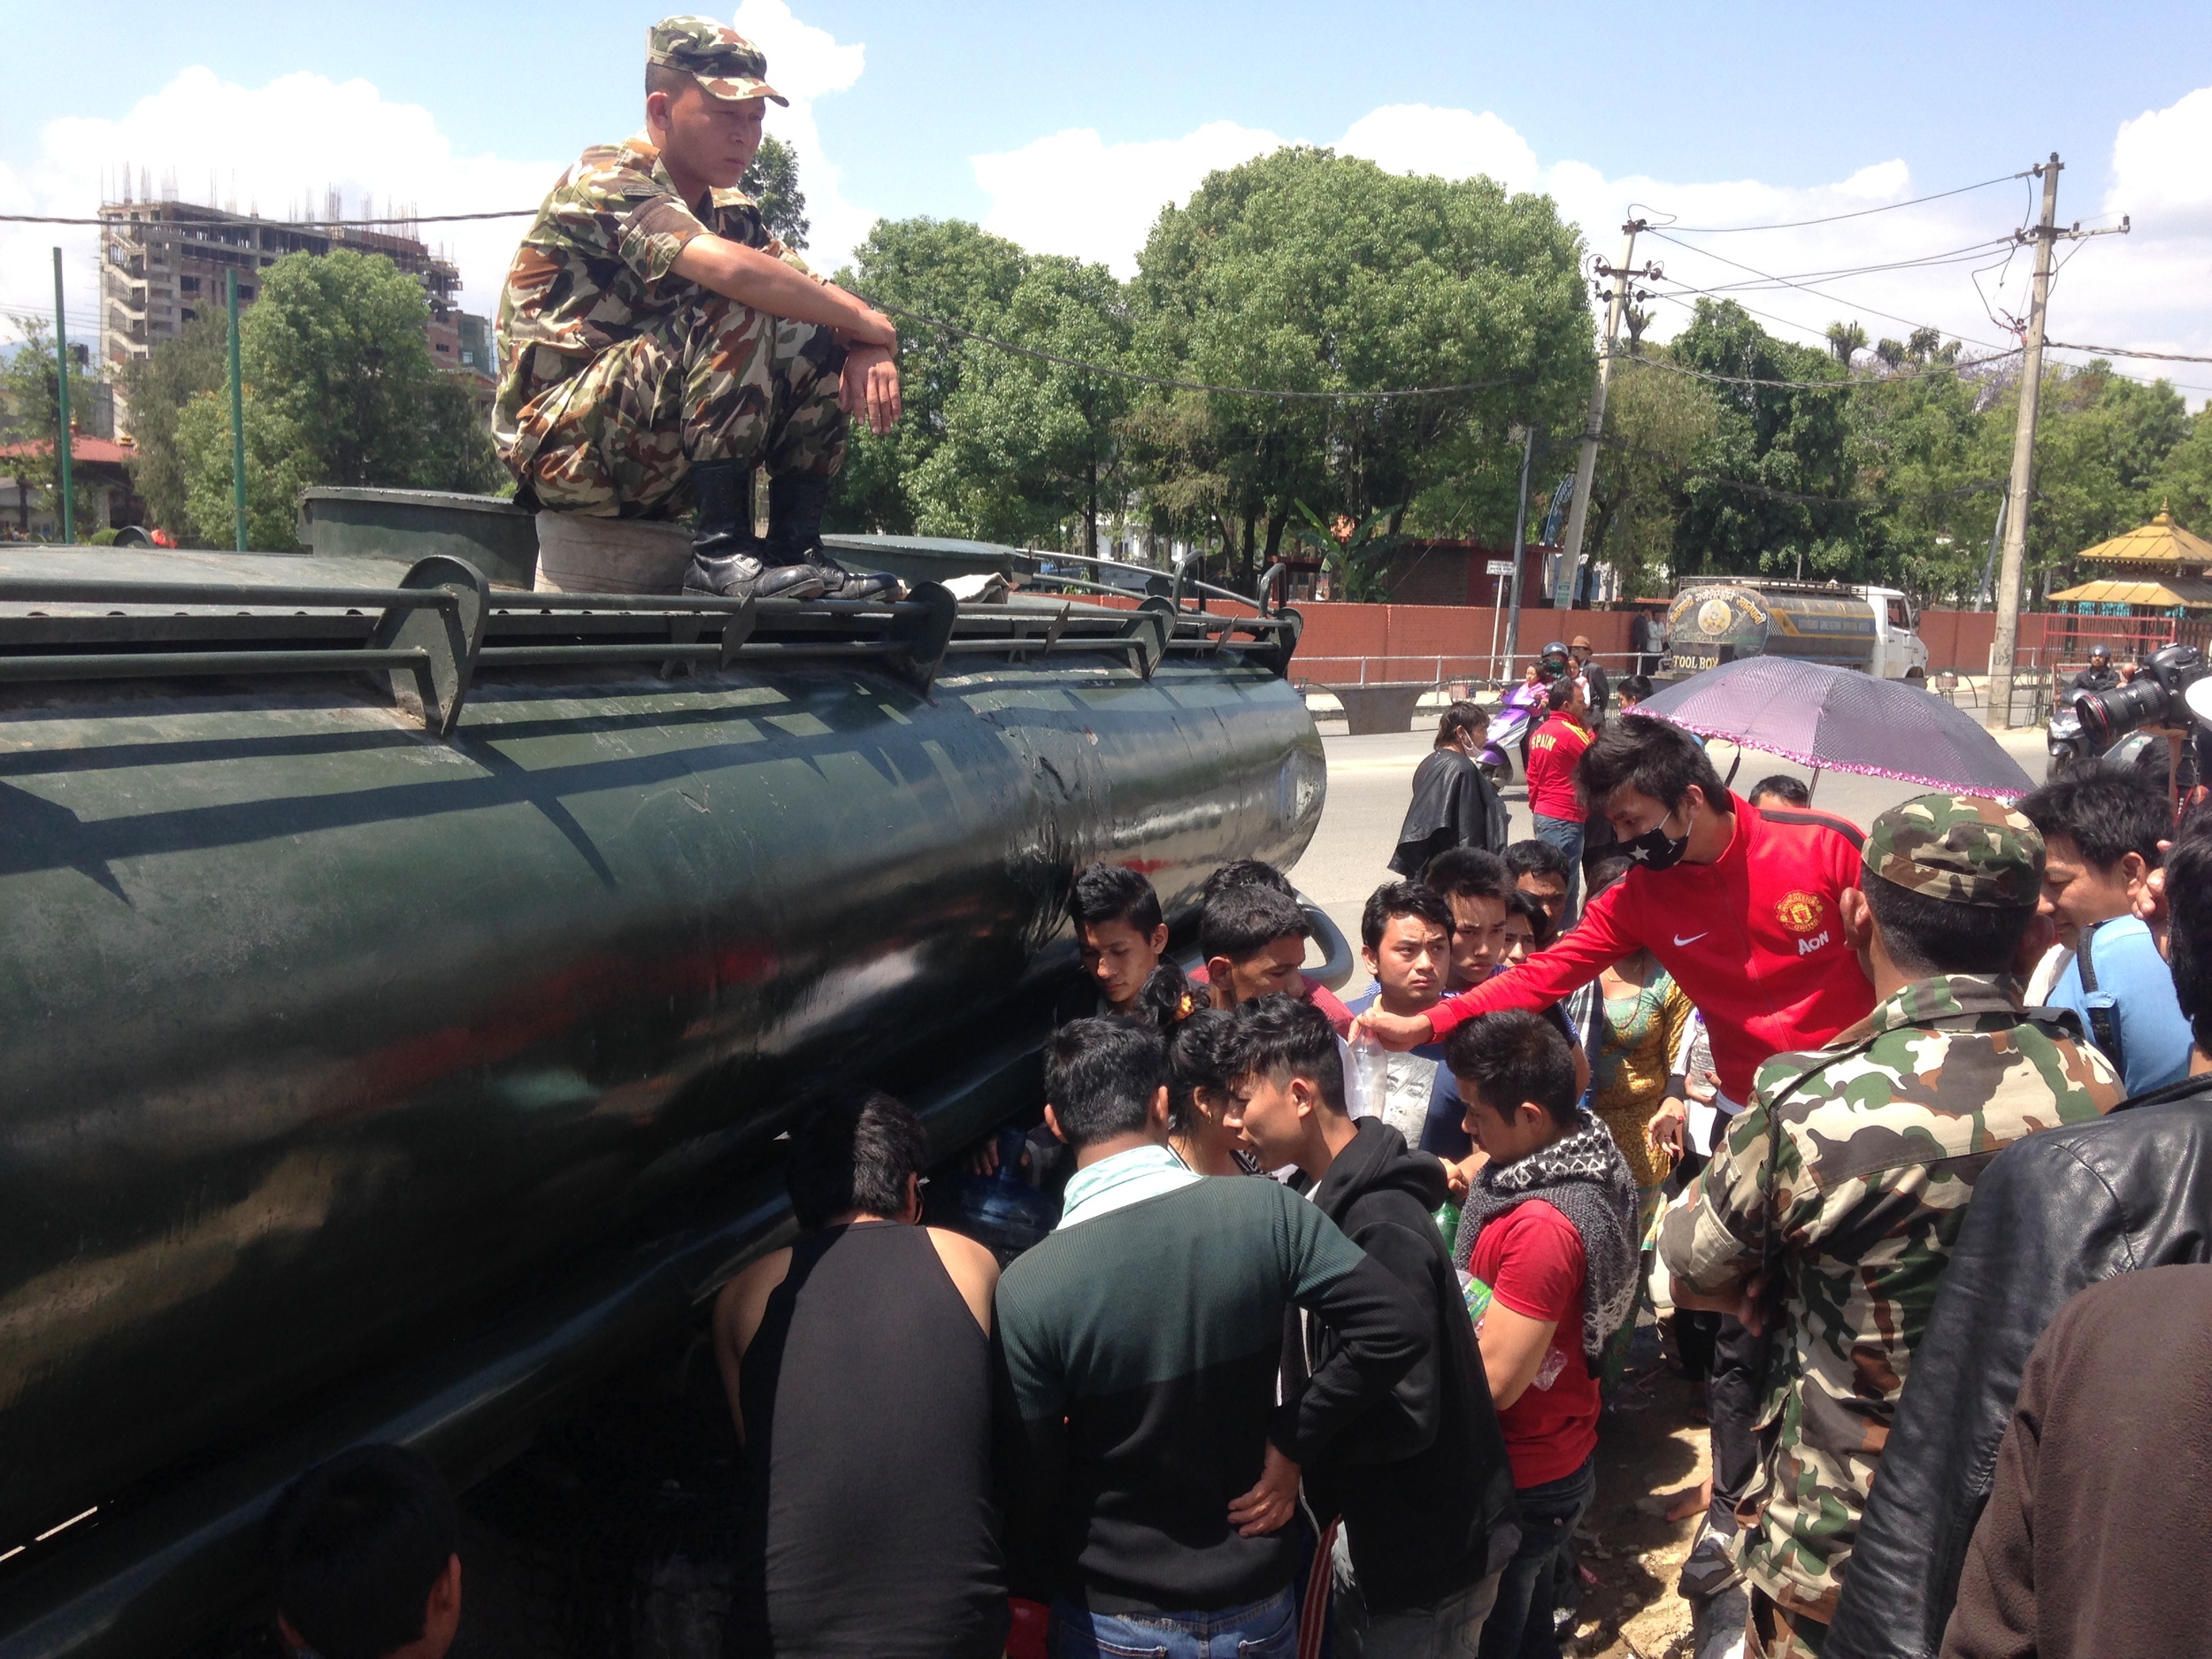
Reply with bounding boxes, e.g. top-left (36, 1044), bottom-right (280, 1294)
top-left (1645, 714), bottom-right (2030, 803)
